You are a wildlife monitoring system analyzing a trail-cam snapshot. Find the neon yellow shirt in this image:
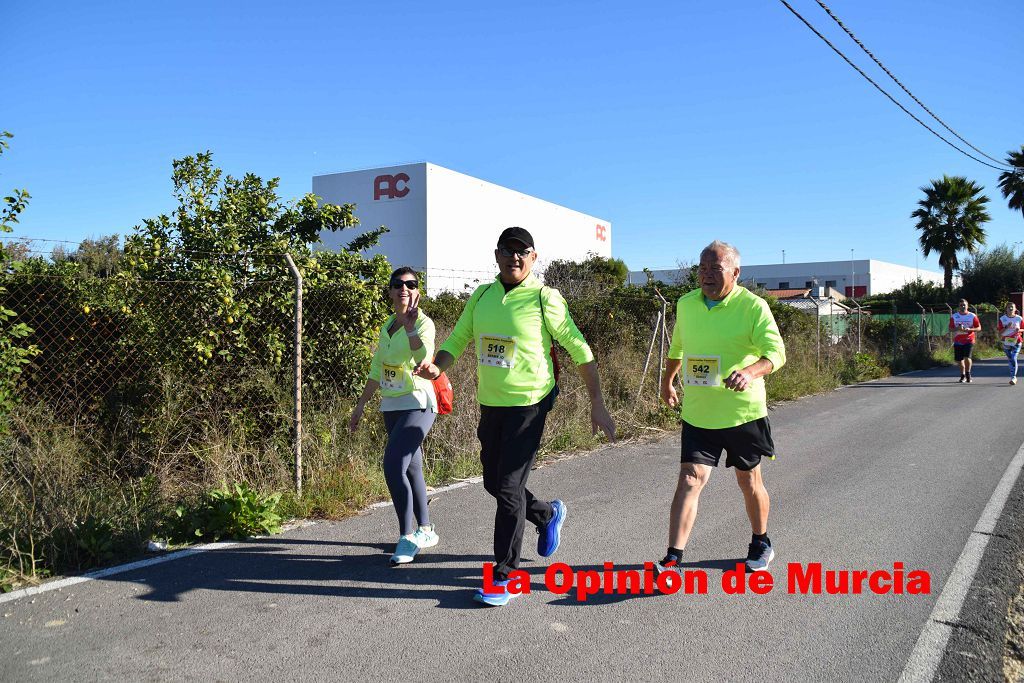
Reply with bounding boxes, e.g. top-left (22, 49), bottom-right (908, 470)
top-left (368, 313), bottom-right (437, 410)
top-left (667, 285), bottom-right (785, 429)
top-left (439, 274), bottom-right (594, 407)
